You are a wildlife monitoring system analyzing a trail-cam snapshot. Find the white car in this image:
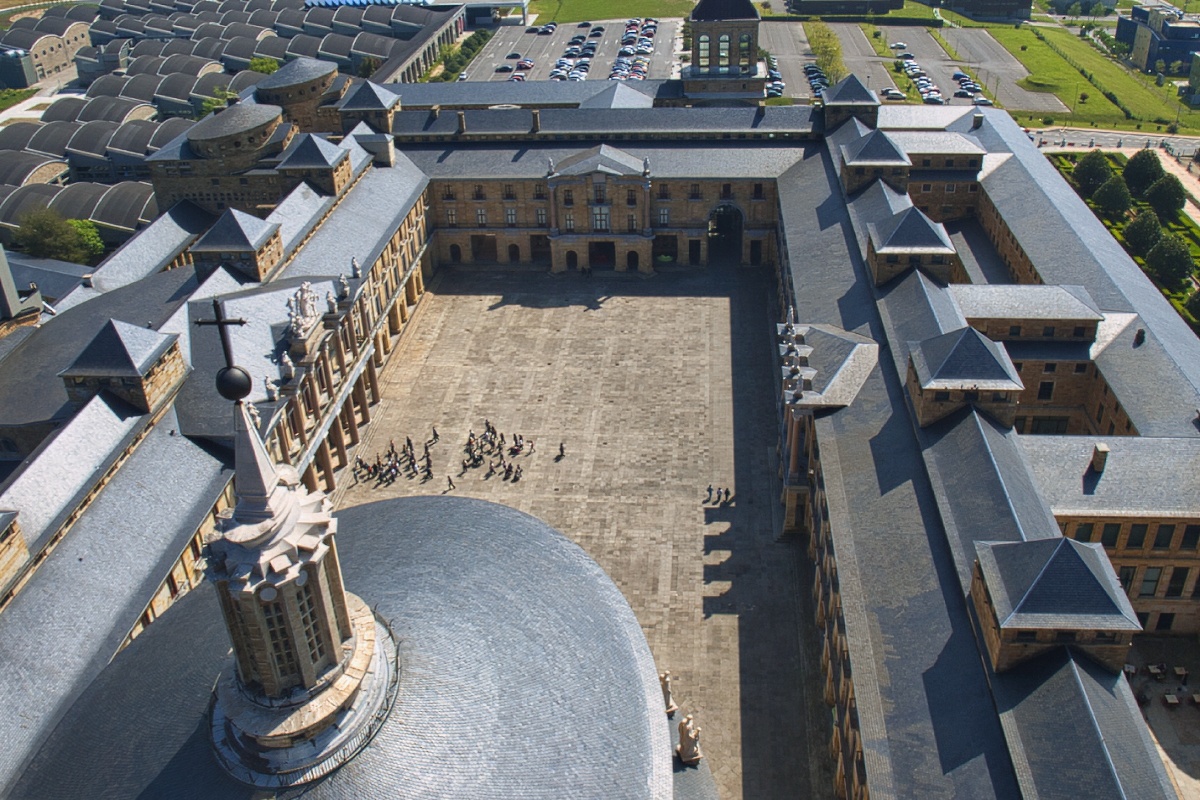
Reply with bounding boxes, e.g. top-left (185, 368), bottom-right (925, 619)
top-left (889, 41), bottom-right (907, 49)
